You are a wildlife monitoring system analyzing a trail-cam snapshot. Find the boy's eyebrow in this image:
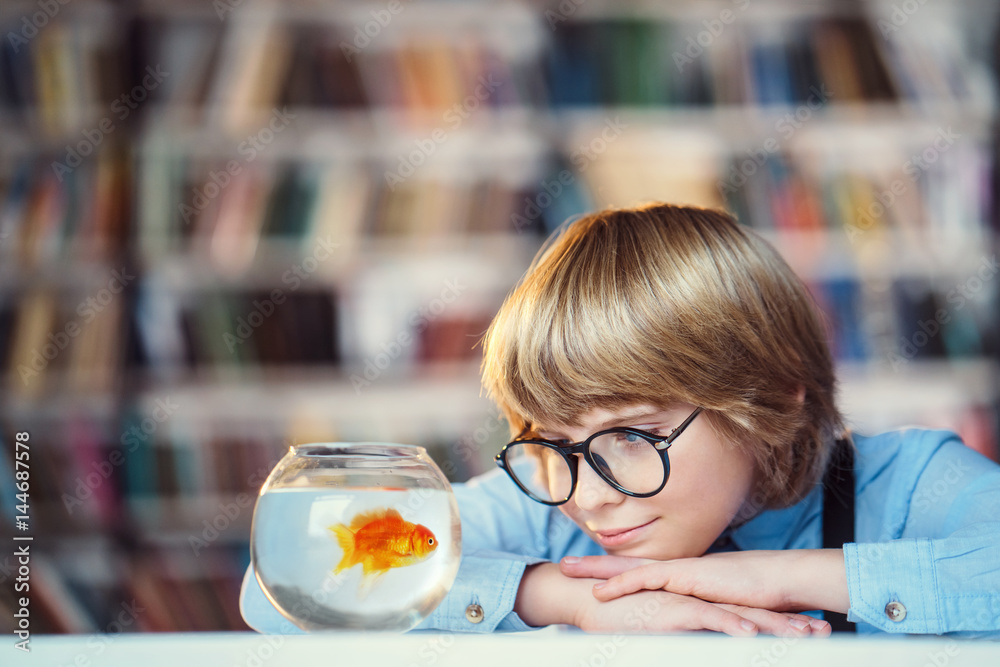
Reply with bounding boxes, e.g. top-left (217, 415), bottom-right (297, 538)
top-left (536, 409), bottom-right (673, 438)
top-left (593, 409), bottom-right (670, 431)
